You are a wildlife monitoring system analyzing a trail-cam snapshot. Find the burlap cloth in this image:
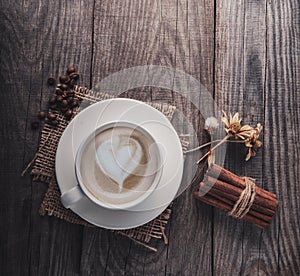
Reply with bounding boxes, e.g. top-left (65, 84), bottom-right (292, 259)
top-left (30, 85), bottom-right (188, 251)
